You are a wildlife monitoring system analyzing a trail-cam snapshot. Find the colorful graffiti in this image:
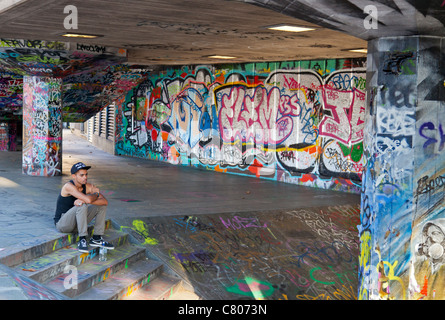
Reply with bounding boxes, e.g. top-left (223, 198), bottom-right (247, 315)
top-left (0, 38), bottom-right (126, 78)
top-left (359, 37), bottom-right (445, 300)
top-left (0, 122), bottom-right (8, 150)
top-left (122, 205), bottom-right (360, 300)
top-left (115, 59), bottom-right (366, 192)
top-left (62, 64), bottom-right (149, 122)
top-left (0, 72), bottom-right (23, 116)
top-left (22, 76), bottom-right (62, 176)
top-left (0, 38), bottom-right (138, 123)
